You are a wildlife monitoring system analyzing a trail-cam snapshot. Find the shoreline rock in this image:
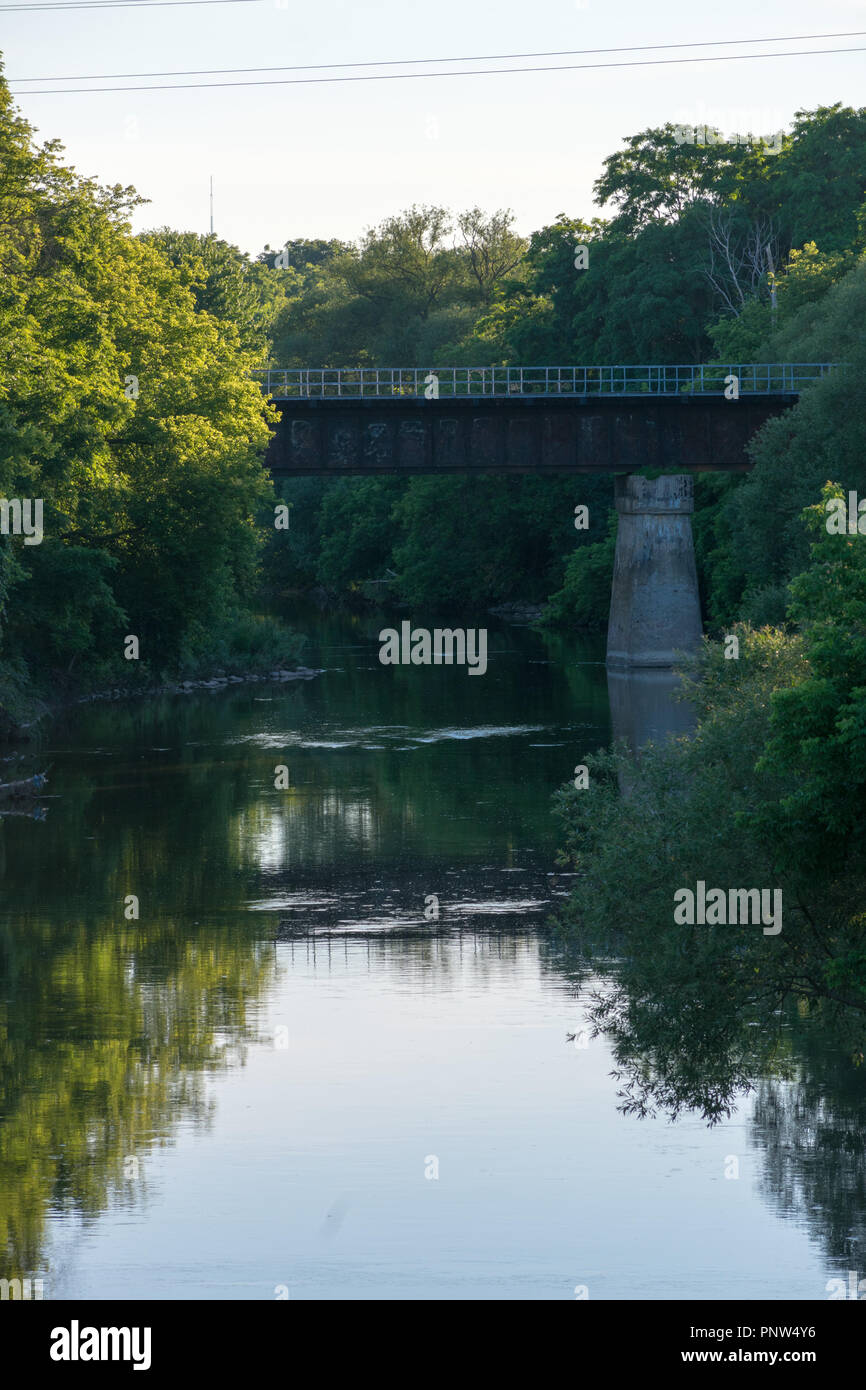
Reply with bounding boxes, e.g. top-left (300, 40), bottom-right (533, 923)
top-left (76, 666), bottom-right (325, 704)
